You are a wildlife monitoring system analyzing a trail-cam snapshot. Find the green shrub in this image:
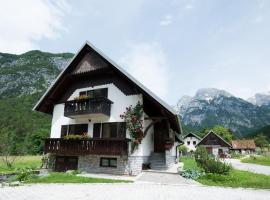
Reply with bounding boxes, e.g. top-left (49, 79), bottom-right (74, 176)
top-left (194, 146), bottom-right (209, 167)
top-left (64, 134), bottom-right (89, 140)
top-left (14, 168), bottom-right (37, 182)
top-left (195, 146), bottom-right (231, 175)
top-left (181, 169), bottom-right (203, 179)
top-left (179, 145), bottom-right (188, 155)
